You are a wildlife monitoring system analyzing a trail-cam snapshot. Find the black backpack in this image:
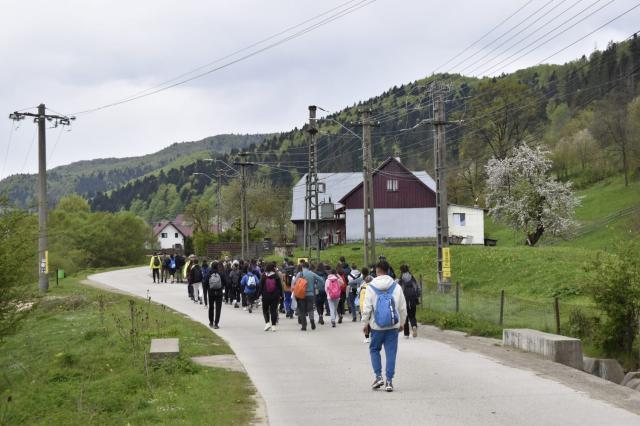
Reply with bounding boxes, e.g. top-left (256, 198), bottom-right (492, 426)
top-left (153, 256), bottom-right (161, 267)
top-left (402, 275), bottom-right (419, 301)
top-left (191, 265), bottom-right (203, 283)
